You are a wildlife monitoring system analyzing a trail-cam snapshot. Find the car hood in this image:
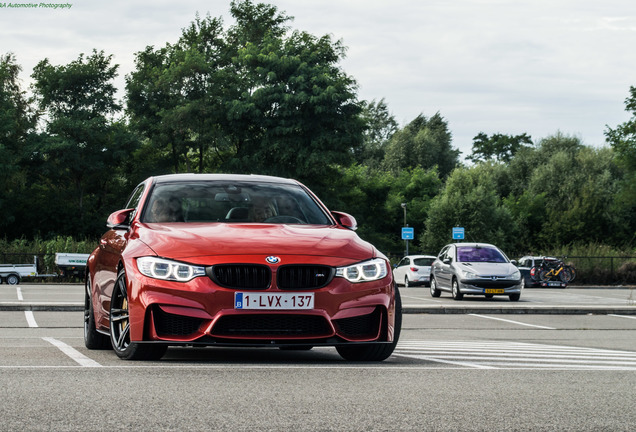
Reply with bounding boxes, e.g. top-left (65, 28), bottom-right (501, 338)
top-left (457, 262), bottom-right (517, 276)
top-left (134, 223), bottom-right (376, 263)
